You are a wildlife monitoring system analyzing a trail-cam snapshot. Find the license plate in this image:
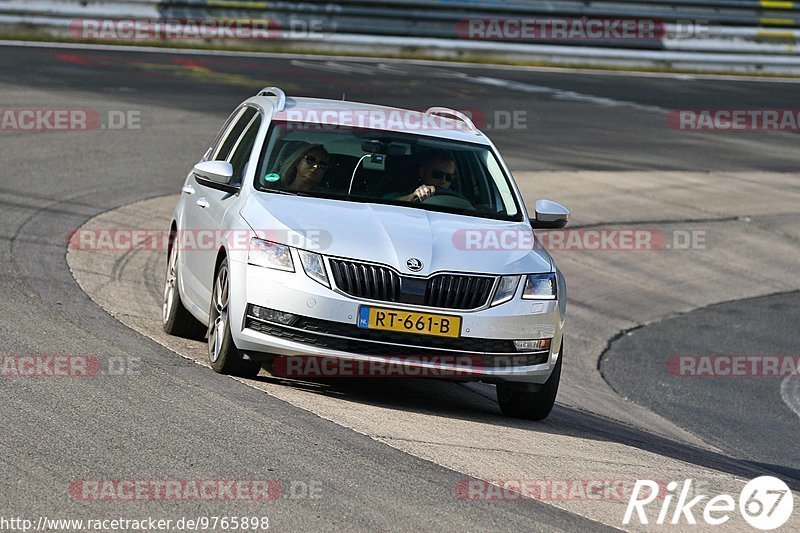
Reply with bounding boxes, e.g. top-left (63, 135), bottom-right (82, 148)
top-left (358, 306), bottom-right (461, 338)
